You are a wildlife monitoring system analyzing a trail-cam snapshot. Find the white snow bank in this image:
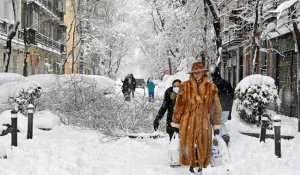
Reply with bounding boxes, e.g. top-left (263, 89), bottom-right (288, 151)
top-left (0, 123), bottom-right (300, 174)
top-left (33, 110), bottom-right (60, 129)
top-left (26, 74), bottom-right (116, 92)
top-left (235, 74), bottom-right (276, 93)
top-left (231, 102), bottom-right (297, 136)
top-left (10, 81), bottom-right (42, 98)
top-left (0, 73), bottom-right (24, 85)
top-left (82, 74), bottom-right (116, 91)
top-left (0, 110), bottom-right (28, 133)
top-left (156, 71), bottom-right (189, 97)
top-left (0, 74), bottom-right (116, 104)
top-left (0, 144), bottom-right (6, 158)
top-left (26, 74), bottom-right (58, 91)
top-left (0, 110), bottom-right (60, 133)
top-left (0, 81), bottom-right (19, 104)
